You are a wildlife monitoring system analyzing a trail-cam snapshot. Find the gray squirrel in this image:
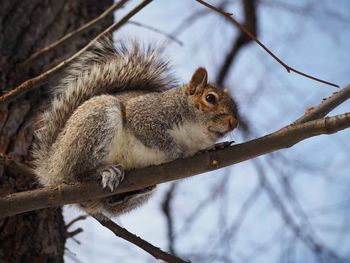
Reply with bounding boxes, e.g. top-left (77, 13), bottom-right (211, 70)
top-left (33, 37), bottom-right (238, 217)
